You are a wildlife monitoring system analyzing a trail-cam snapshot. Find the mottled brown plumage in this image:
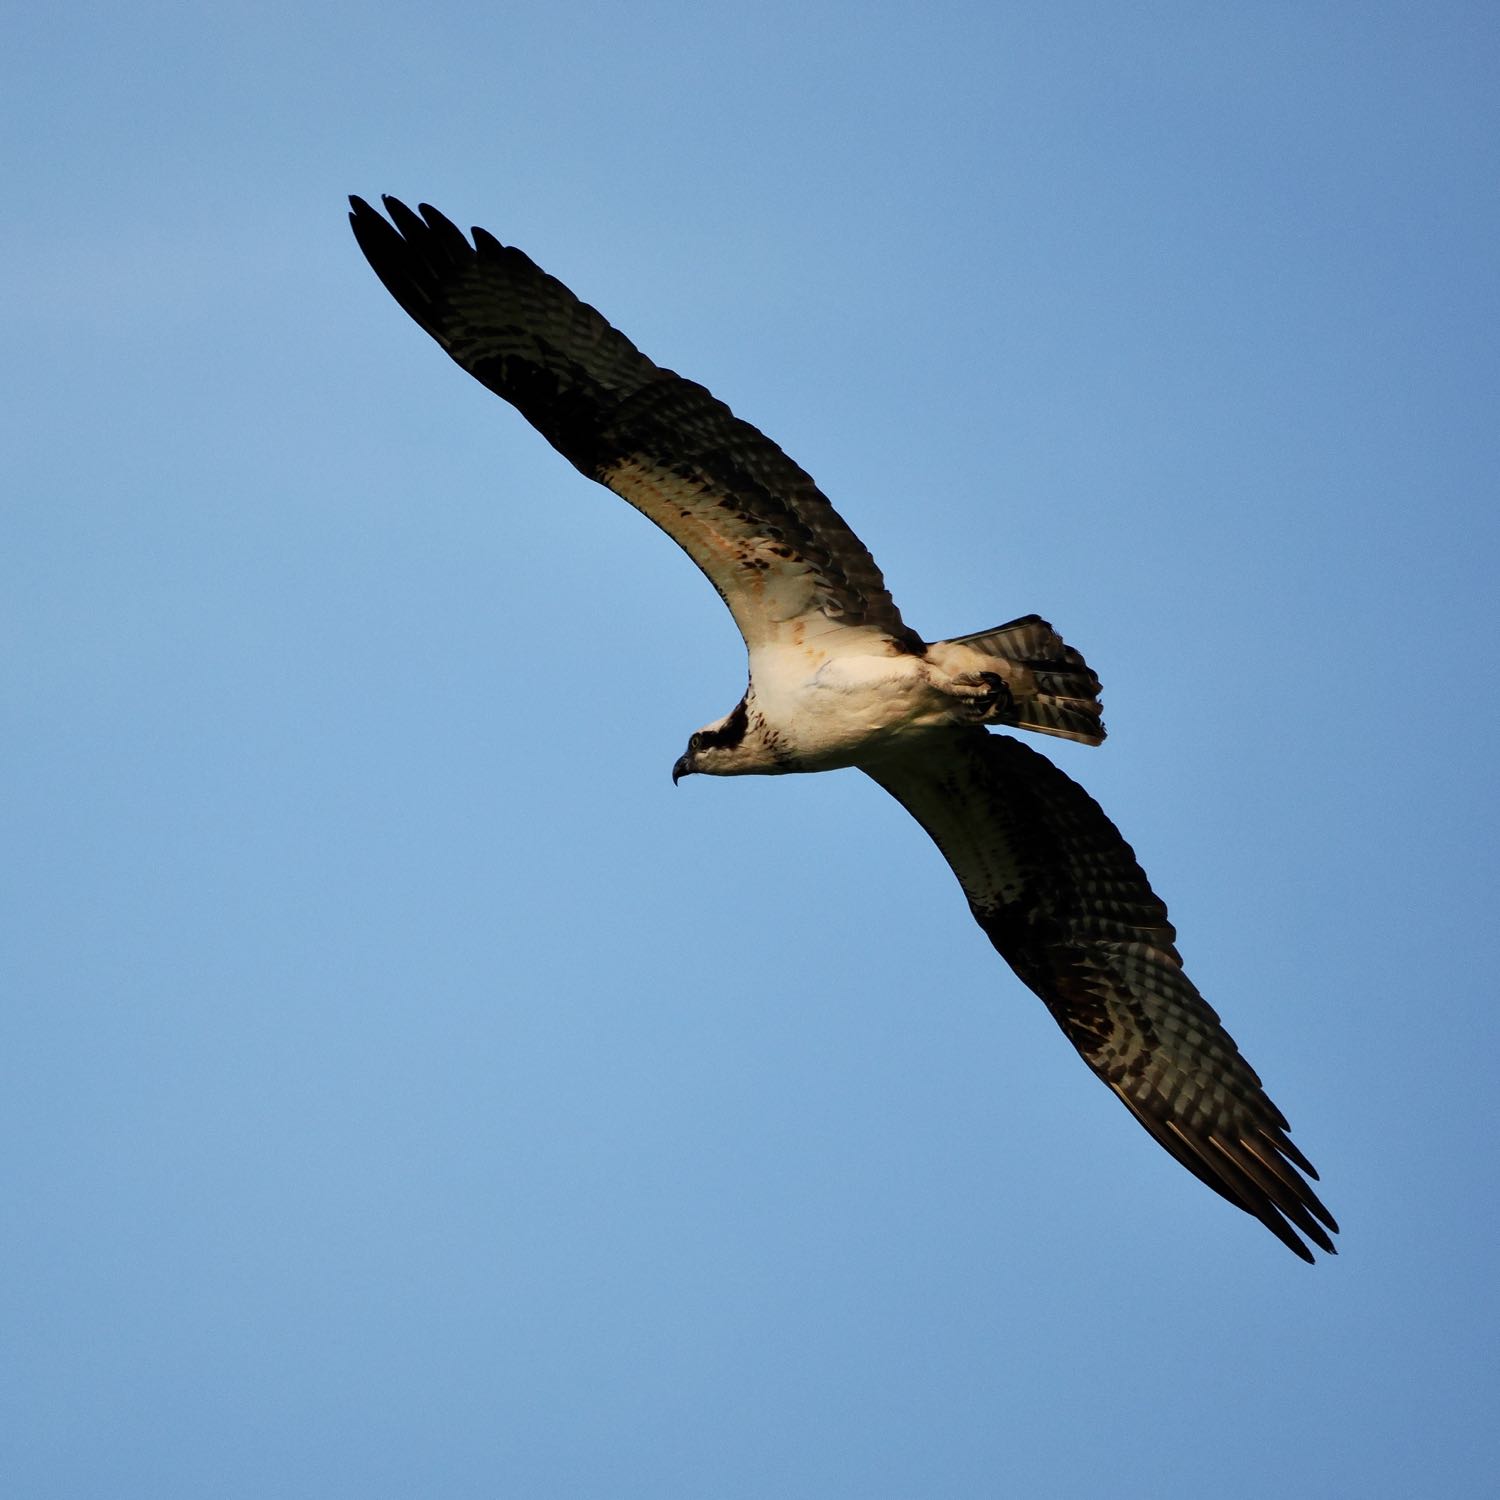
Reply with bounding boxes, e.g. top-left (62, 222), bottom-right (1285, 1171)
top-left (865, 732), bottom-right (1336, 1261)
top-left (350, 195), bottom-right (918, 652)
